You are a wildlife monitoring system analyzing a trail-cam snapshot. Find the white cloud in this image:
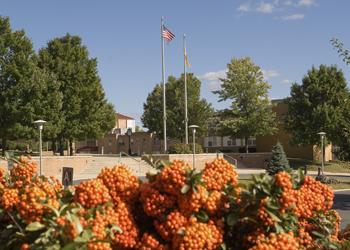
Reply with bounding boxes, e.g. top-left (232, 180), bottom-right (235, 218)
top-left (298, 0), bottom-right (316, 6)
top-left (198, 70), bottom-right (226, 91)
top-left (284, 0), bottom-right (294, 6)
top-left (280, 13), bottom-right (305, 20)
top-left (262, 69), bottom-right (279, 79)
top-left (199, 69), bottom-right (280, 90)
top-left (256, 2), bottom-right (275, 13)
top-left (237, 3), bottom-right (251, 12)
top-left (281, 79), bottom-right (292, 84)
top-left (199, 70), bottom-right (226, 82)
